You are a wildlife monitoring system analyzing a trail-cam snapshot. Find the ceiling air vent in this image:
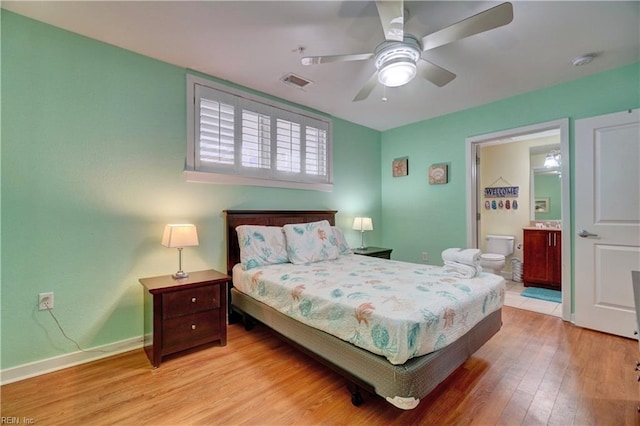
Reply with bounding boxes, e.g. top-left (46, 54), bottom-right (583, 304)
top-left (281, 73), bottom-right (313, 90)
